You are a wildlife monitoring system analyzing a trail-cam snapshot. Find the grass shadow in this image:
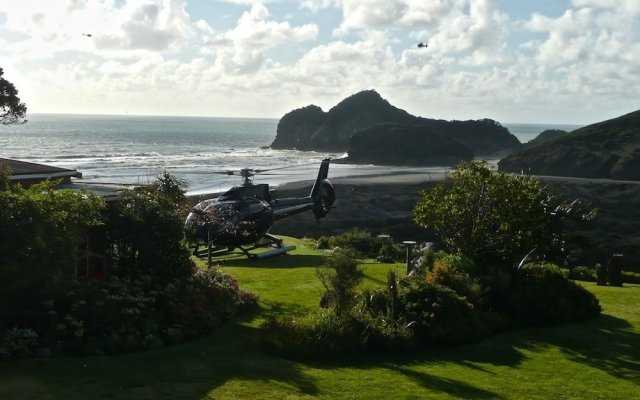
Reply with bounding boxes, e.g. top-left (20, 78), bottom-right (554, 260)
top-left (519, 314), bottom-right (640, 384)
top-left (384, 364), bottom-right (503, 399)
